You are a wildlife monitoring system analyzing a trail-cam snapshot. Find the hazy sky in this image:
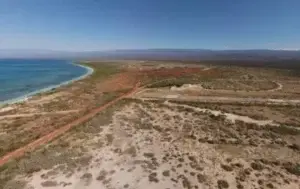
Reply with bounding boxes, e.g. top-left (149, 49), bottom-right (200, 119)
top-left (0, 0), bottom-right (299, 51)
